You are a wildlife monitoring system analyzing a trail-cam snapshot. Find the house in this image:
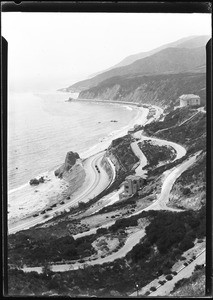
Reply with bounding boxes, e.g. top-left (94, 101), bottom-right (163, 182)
top-left (179, 94), bottom-right (200, 107)
top-left (119, 175), bottom-right (144, 200)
